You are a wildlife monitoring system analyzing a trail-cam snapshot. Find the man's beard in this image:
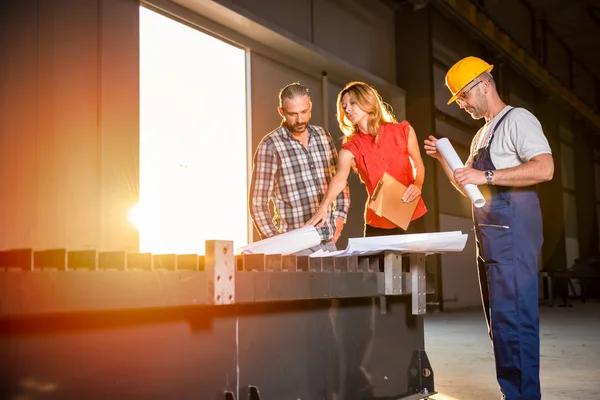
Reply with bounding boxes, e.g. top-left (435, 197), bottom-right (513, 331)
top-left (467, 106), bottom-right (485, 119)
top-left (467, 94), bottom-right (486, 119)
top-left (289, 122), bottom-right (307, 133)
